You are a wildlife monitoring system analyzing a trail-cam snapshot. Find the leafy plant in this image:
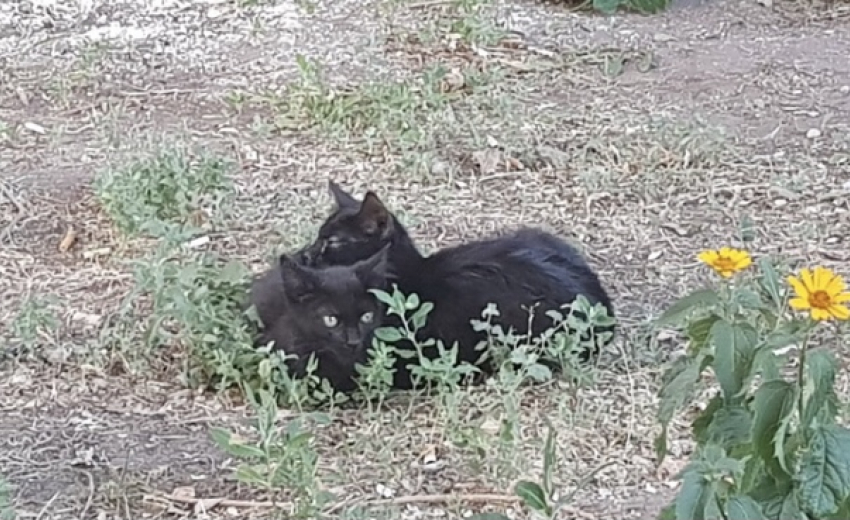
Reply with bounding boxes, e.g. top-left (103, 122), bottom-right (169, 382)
top-left (655, 248), bottom-right (850, 519)
top-left (584, 0), bottom-right (671, 15)
top-left (94, 146), bottom-right (234, 238)
top-left (5, 294), bottom-right (61, 357)
top-left (469, 423), bottom-right (614, 519)
top-left (210, 388), bottom-right (334, 518)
